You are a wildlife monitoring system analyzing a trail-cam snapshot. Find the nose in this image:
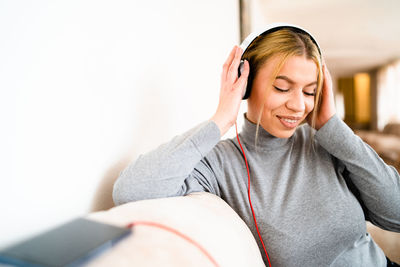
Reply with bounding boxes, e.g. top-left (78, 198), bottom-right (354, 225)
top-left (285, 90), bottom-right (305, 112)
